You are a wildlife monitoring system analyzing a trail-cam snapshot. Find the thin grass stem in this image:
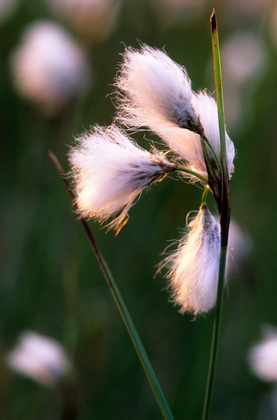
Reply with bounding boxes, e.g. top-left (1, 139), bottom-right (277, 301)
top-left (202, 9), bottom-right (231, 420)
top-left (176, 166), bottom-right (208, 184)
top-left (210, 9), bottom-right (226, 160)
top-left (49, 150), bottom-right (174, 420)
top-left (201, 186), bottom-right (210, 205)
top-left (201, 135), bottom-right (222, 175)
top-left (201, 245), bottom-right (228, 420)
